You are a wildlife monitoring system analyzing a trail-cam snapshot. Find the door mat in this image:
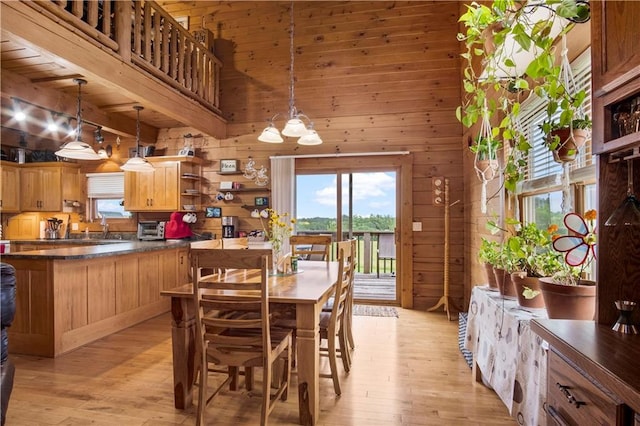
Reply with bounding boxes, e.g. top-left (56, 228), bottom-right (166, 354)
top-left (353, 305), bottom-right (399, 317)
